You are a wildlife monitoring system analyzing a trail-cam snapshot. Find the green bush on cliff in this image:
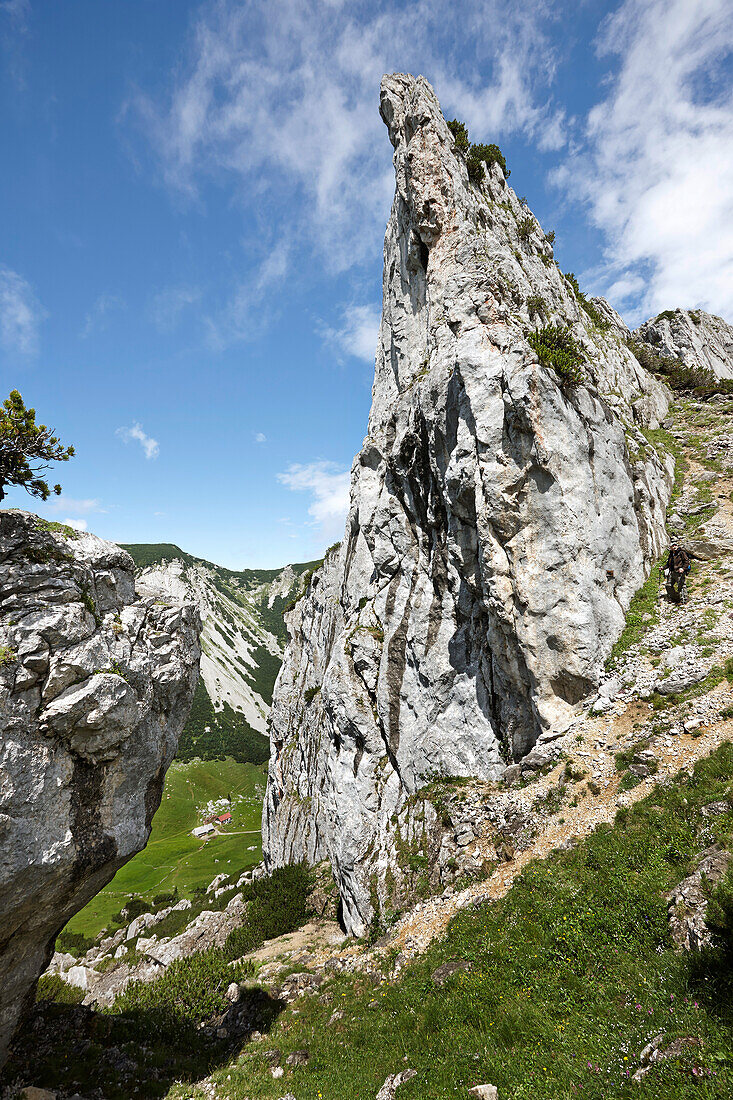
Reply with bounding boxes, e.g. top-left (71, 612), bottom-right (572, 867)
top-left (466, 141), bottom-right (509, 184)
top-left (447, 118), bottom-right (469, 153)
top-left (629, 339), bottom-right (733, 397)
top-left (528, 324), bottom-right (586, 387)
